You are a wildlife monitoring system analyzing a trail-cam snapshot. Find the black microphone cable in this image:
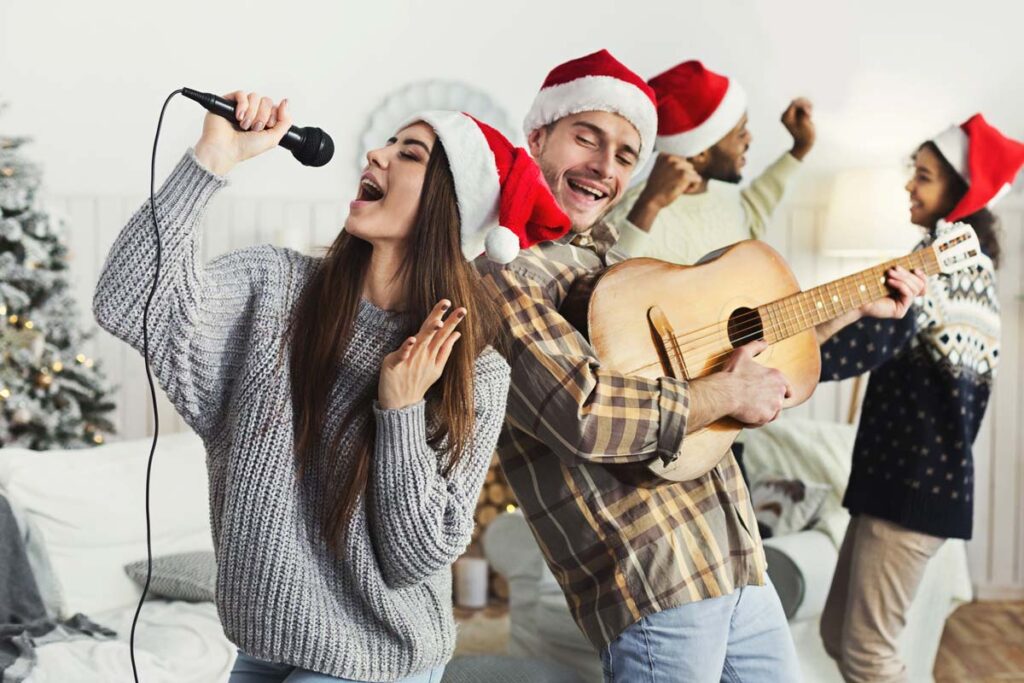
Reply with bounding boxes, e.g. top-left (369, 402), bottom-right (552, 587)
top-left (129, 88), bottom-right (330, 681)
top-left (129, 87), bottom-right (182, 683)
